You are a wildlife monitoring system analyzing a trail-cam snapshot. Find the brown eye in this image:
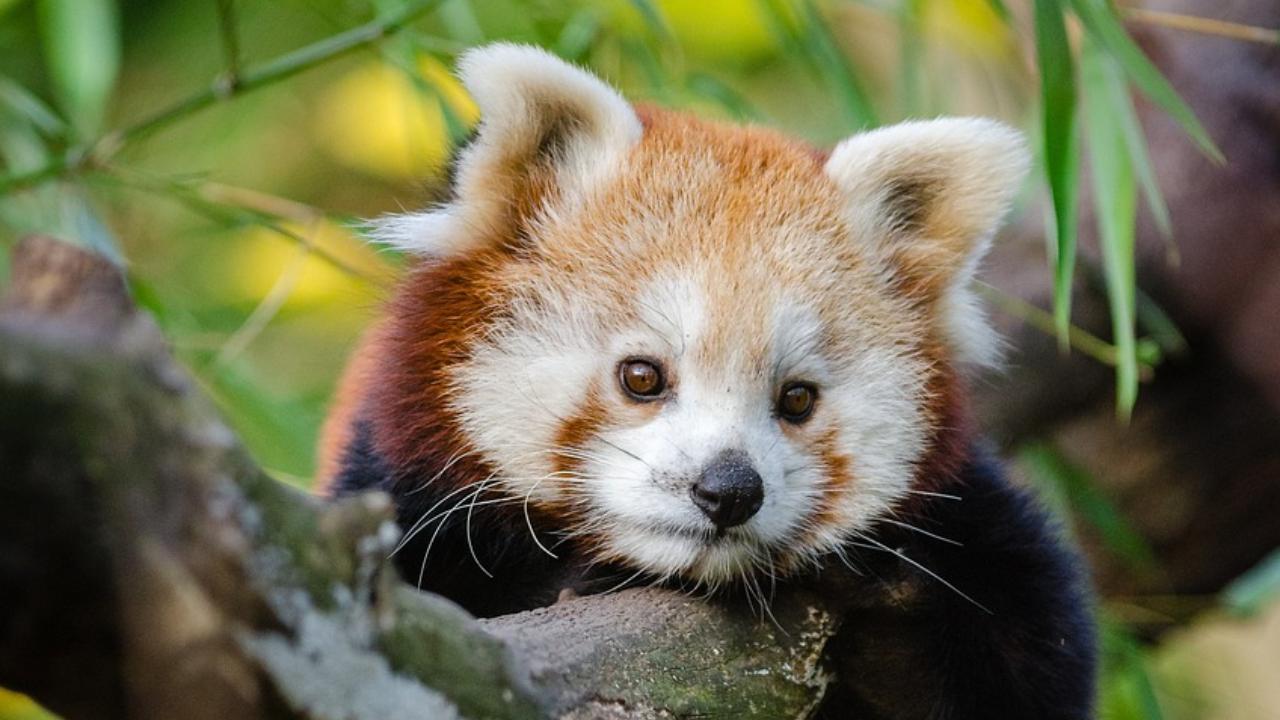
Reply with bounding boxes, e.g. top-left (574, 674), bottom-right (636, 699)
top-left (619, 358), bottom-right (665, 400)
top-left (777, 382), bottom-right (817, 423)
